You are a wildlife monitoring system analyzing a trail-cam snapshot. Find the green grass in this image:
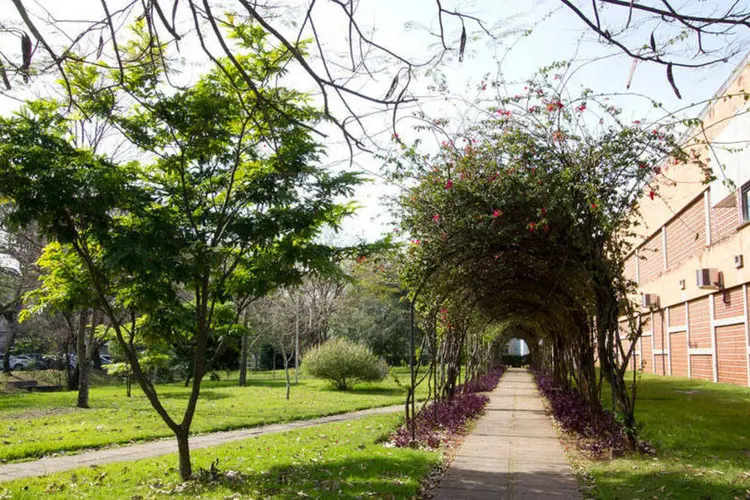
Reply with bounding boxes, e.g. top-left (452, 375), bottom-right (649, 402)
top-left (583, 372), bottom-right (750, 499)
top-left (0, 413), bottom-right (441, 499)
top-left (0, 368), bottom-right (426, 463)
